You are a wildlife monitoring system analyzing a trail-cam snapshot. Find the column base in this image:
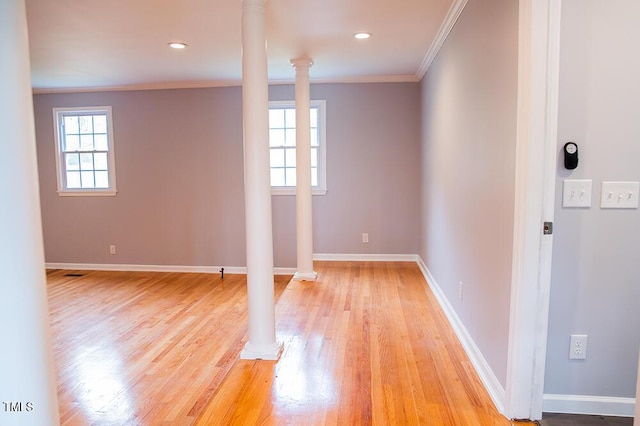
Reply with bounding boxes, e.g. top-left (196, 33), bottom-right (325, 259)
top-left (240, 340), bottom-right (283, 361)
top-left (293, 271), bottom-right (318, 281)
